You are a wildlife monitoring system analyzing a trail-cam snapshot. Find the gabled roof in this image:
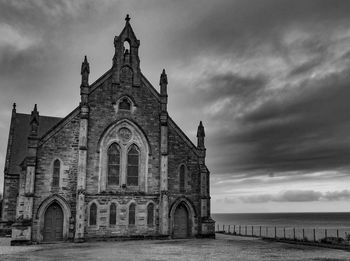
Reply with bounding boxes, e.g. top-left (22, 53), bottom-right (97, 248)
top-left (7, 113), bottom-right (62, 175)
